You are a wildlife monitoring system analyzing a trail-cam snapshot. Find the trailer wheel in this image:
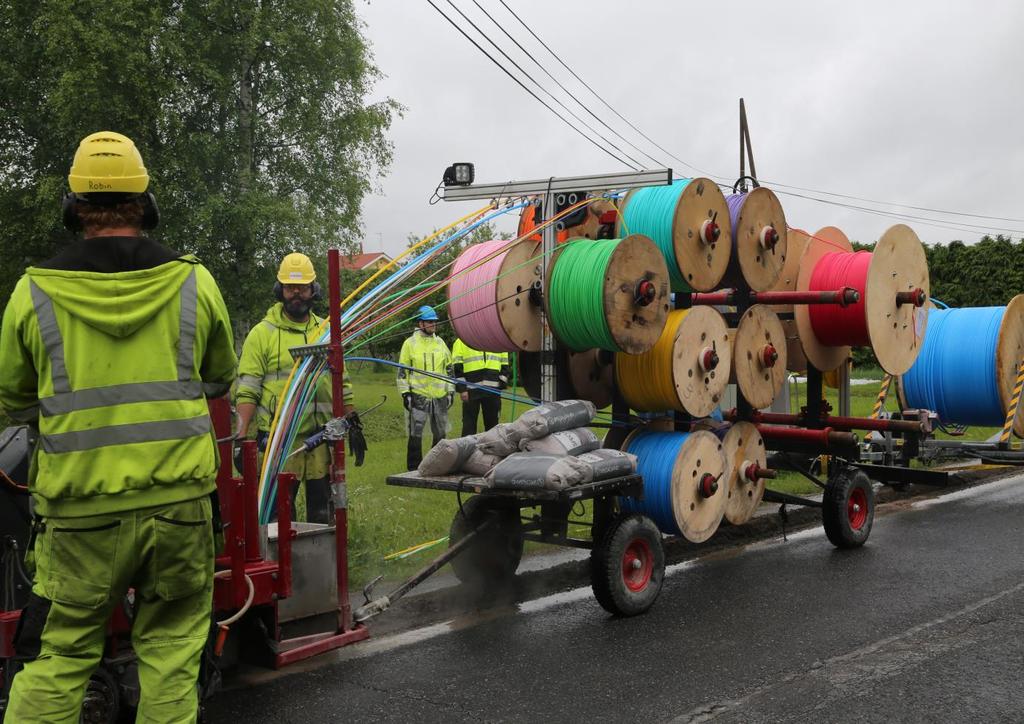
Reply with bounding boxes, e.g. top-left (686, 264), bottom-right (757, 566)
top-left (590, 514), bottom-right (665, 617)
top-left (448, 496), bottom-right (523, 587)
top-left (822, 468), bottom-right (875, 548)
